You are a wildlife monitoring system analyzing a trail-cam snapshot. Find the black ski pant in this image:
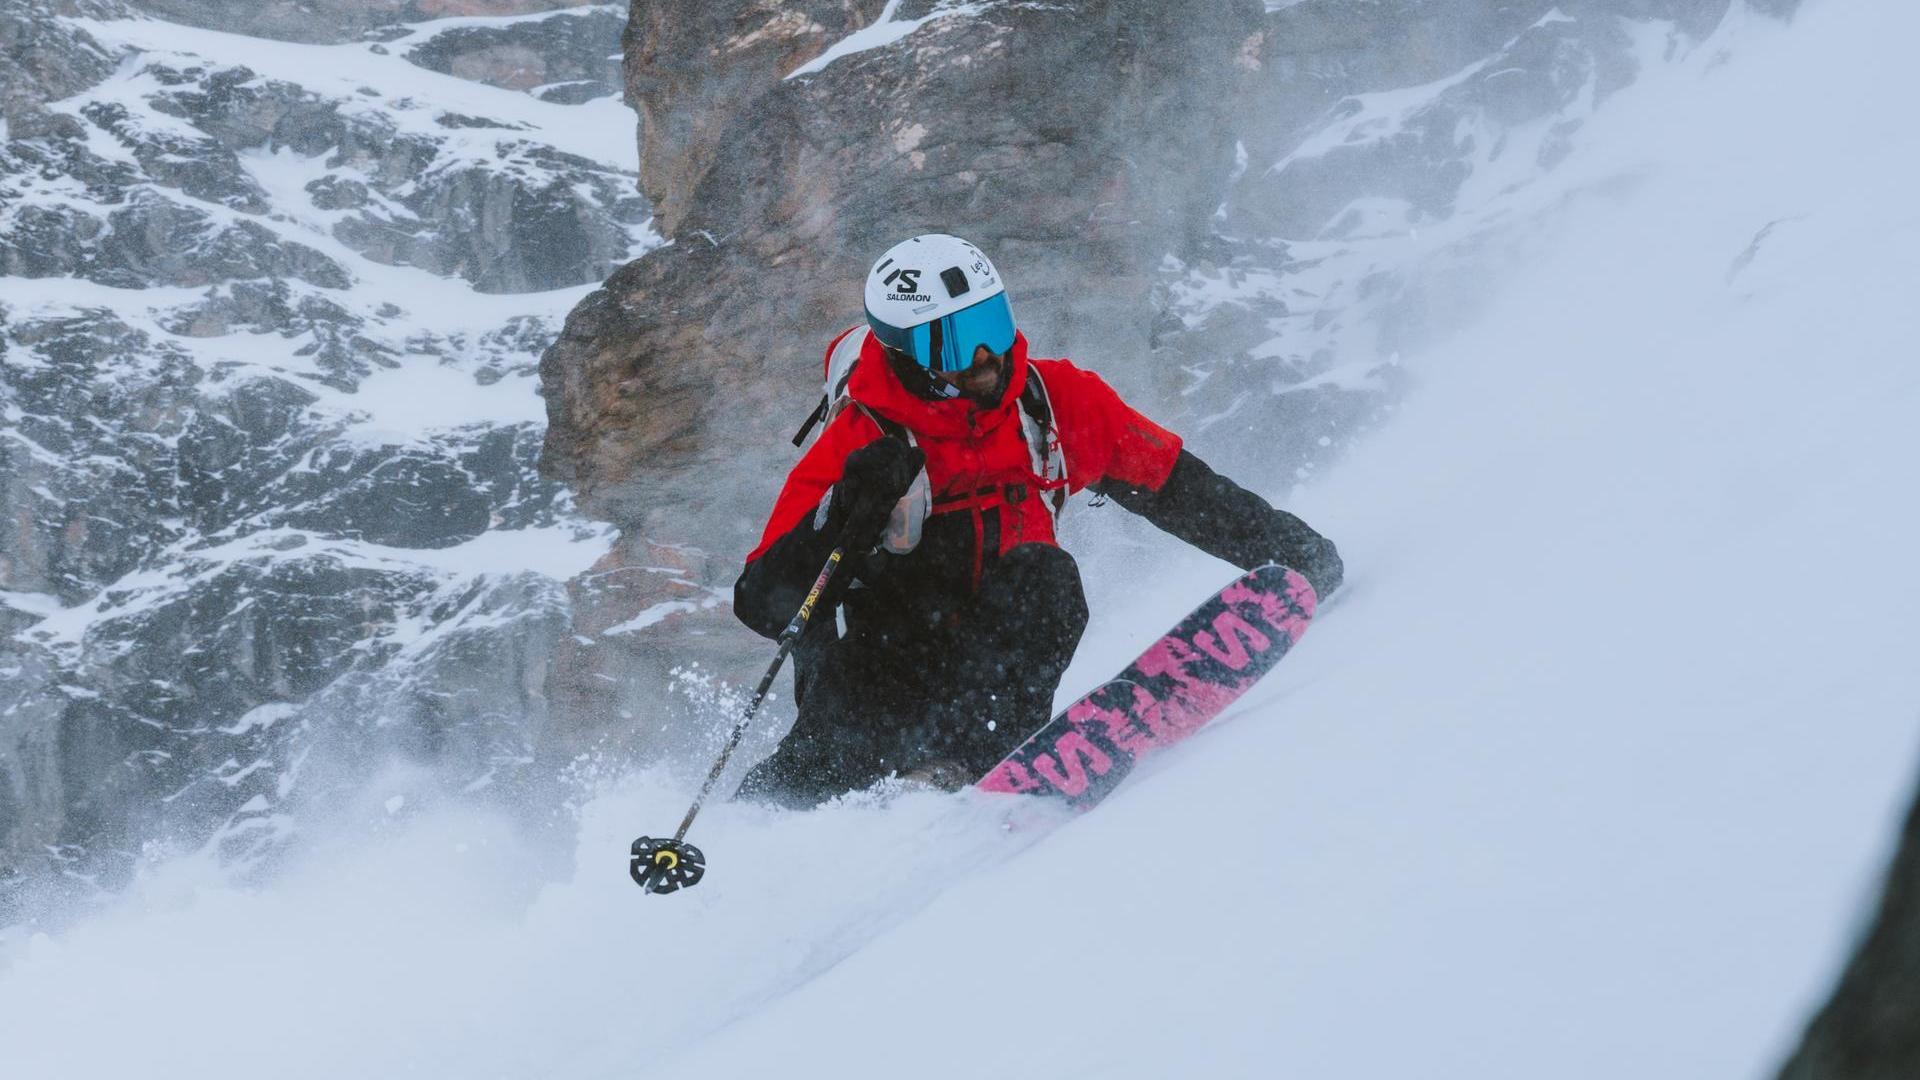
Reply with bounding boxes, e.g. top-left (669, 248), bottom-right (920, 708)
top-left (736, 543), bottom-right (1089, 808)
